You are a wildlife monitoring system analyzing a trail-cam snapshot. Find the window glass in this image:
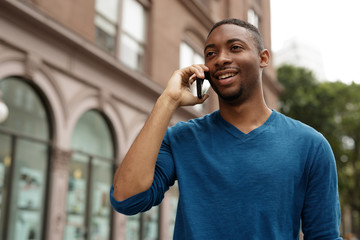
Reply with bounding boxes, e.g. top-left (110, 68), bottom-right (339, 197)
top-left (8, 139), bottom-right (48, 240)
top-left (95, 15), bottom-right (117, 36)
top-left (0, 77), bottom-right (51, 240)
top-left (180, 42), bottom-right (194, 69)
top-left (94, 0), bottom-right (119, 54)
top-left (120, 33), bottom-right (144, 71)
top-left (248, 9), bottom-right (259, 28)
top-left (65, 153), bottom-right (88, 240)
top-left (71, 110), bottom-right (114, 159)
top-left (0, 133), bottom-right (11, 238)
top-left (90, 158), bottom-right (112, 240)
top-left (120, 0), bottom-right (147, 71)
top-left (0, 77), bottom-right (49, 141)
top-left (95, 0), bottom-right (119, 23)
top-left (126, 214), bottom-right (140, 240)
top-left (168, 184), bottom-right (179, 239)
top-left (122, 0), bottom-right (146, 42)
top-left (142, 207), bottom-right (158, 240)
top-left (66, 110), bottom-right (114, 240)
top-left (179, 42), bottom-right (208, 111)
